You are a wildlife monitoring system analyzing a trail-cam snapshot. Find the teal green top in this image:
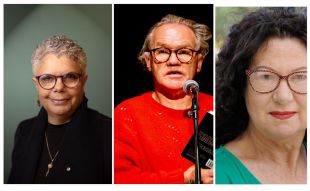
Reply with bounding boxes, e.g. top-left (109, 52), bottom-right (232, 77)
top-left (216, 140), bottom-right (307, 184)
top-left (215, 146), bottom-right (261, 184)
